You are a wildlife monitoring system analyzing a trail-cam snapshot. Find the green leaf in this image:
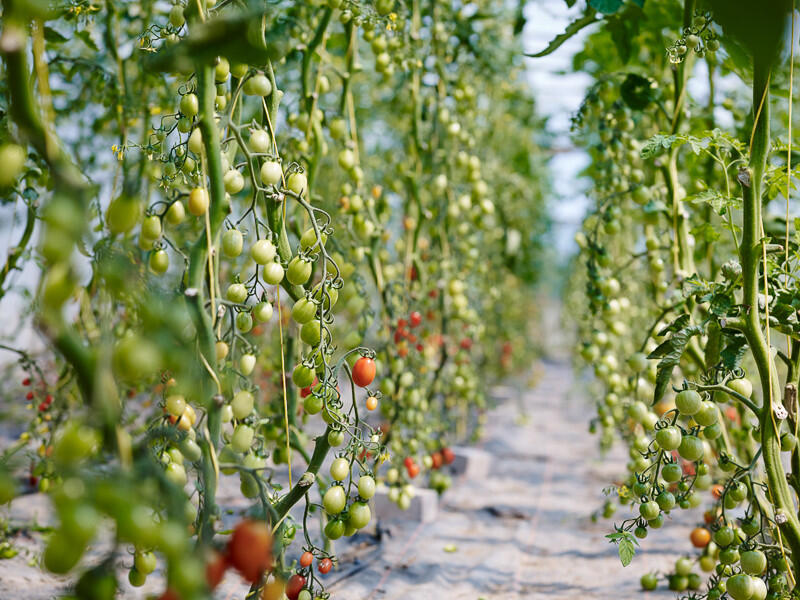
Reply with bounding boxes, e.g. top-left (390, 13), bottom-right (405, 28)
top-left (684, 189), bottom-right (742, 215)
top-left (648, 315), bottom-right (705, 403)
top-left (525, 11), bottom-right (599, 58)
top-left (606, 531), bottom-right (638, 567)
top-left (640, 134), bottom-right (678, 159)
top-left (589, 0), bottom-right (624, 14)
top-left (76, 30), bottom-right (99, 52)
top-left (690, 222), bottom-right (721, 243)
top-left (619, 537), bottom-right (636, 566)
top-left (720, 333), bottom-right (748, 370)
top-left (44, 27), bottom-right (68, 44)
